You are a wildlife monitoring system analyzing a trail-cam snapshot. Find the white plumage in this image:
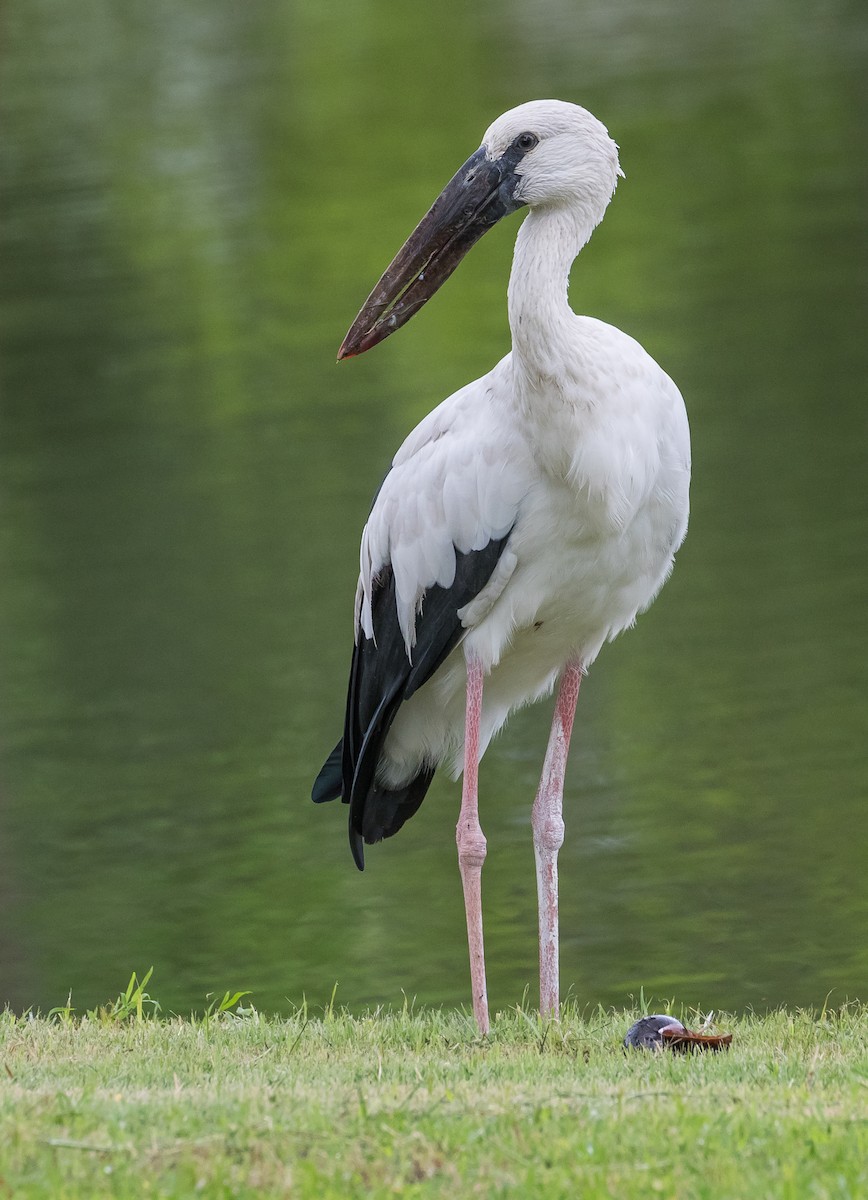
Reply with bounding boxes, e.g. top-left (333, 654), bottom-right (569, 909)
top-left (357, 105), bottom-right (689, 785)
top-left (315, 99), bottom-right (690, 1032)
